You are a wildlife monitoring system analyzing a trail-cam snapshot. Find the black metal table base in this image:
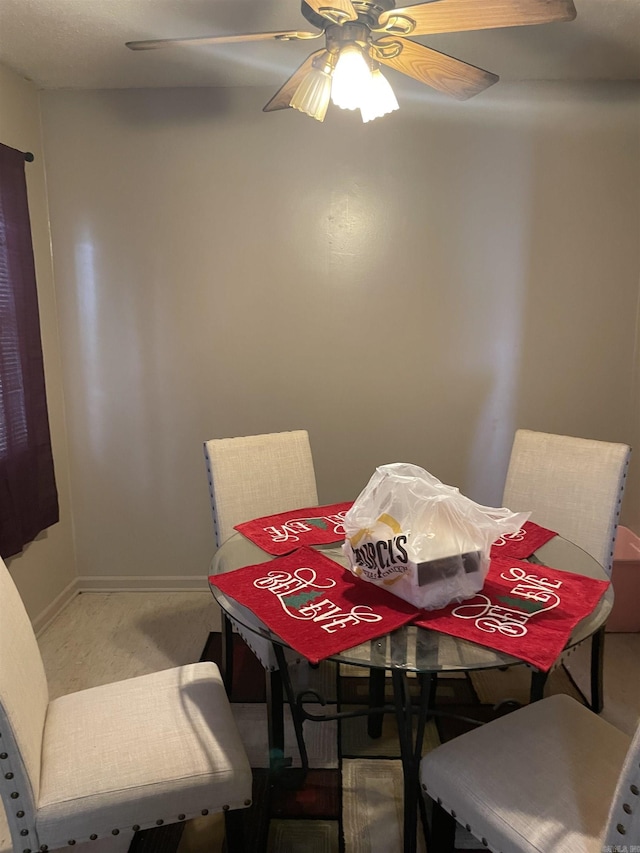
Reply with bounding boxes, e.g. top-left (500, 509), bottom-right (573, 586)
top-left (271, 643), bottom-right (441, 853)
top-left (391, 670), bottom-right (432, 853)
